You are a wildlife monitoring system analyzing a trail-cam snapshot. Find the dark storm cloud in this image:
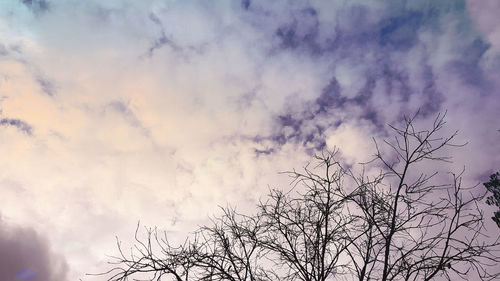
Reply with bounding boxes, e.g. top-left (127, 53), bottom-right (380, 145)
top-left (0, 217), bottom-right (68, 281)
top-left (0, 118), bottom-right (33, 135)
